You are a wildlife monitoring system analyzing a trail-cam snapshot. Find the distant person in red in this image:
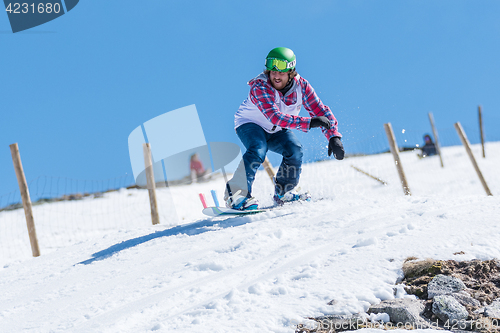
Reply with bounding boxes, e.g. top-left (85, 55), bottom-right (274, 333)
top-left (190, 153), bottom-right (208, 182)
